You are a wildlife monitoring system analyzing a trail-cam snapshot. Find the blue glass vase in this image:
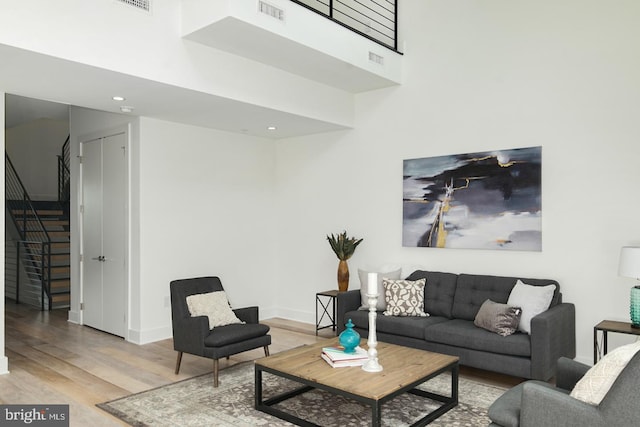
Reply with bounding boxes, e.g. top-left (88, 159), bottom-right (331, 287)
top-left (339, 319), bottom-right (361, 353)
